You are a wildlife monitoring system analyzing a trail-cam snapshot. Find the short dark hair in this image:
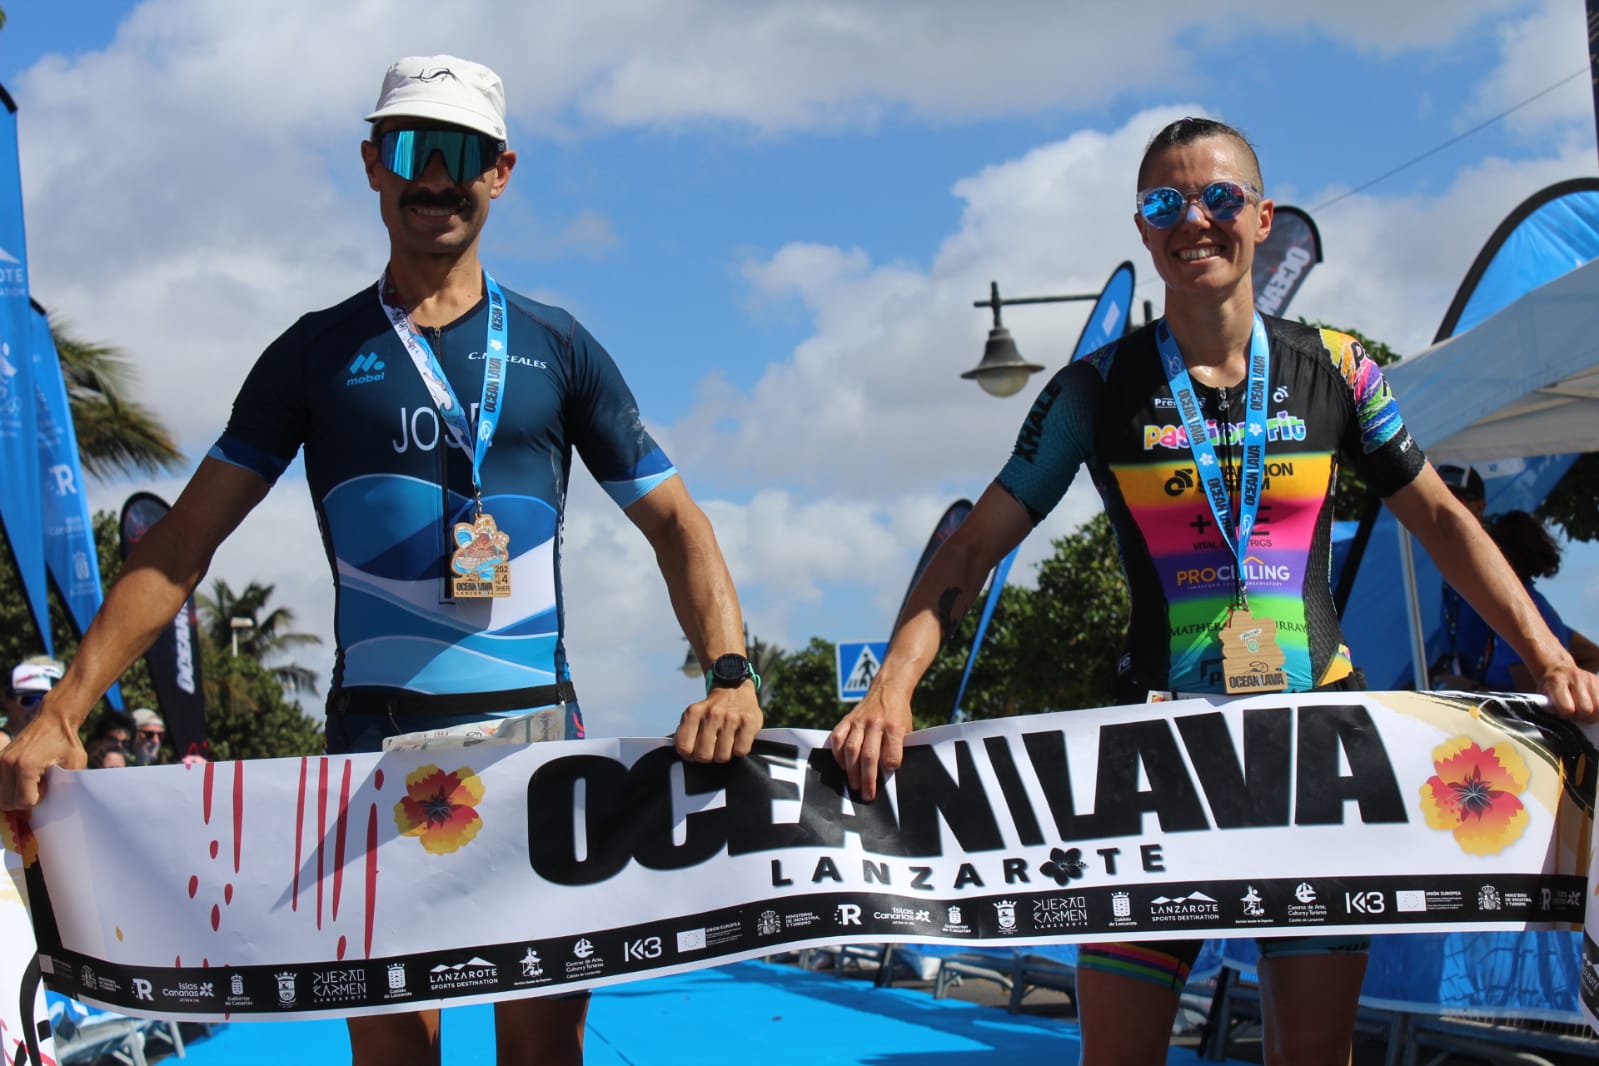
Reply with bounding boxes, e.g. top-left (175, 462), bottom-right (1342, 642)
top-left (88, 708), bottom-right (136, 742)
top-left (1137, 116), bottom-right (1263, 192)
top-left (1488, 510), bottom-right (1562, 581)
